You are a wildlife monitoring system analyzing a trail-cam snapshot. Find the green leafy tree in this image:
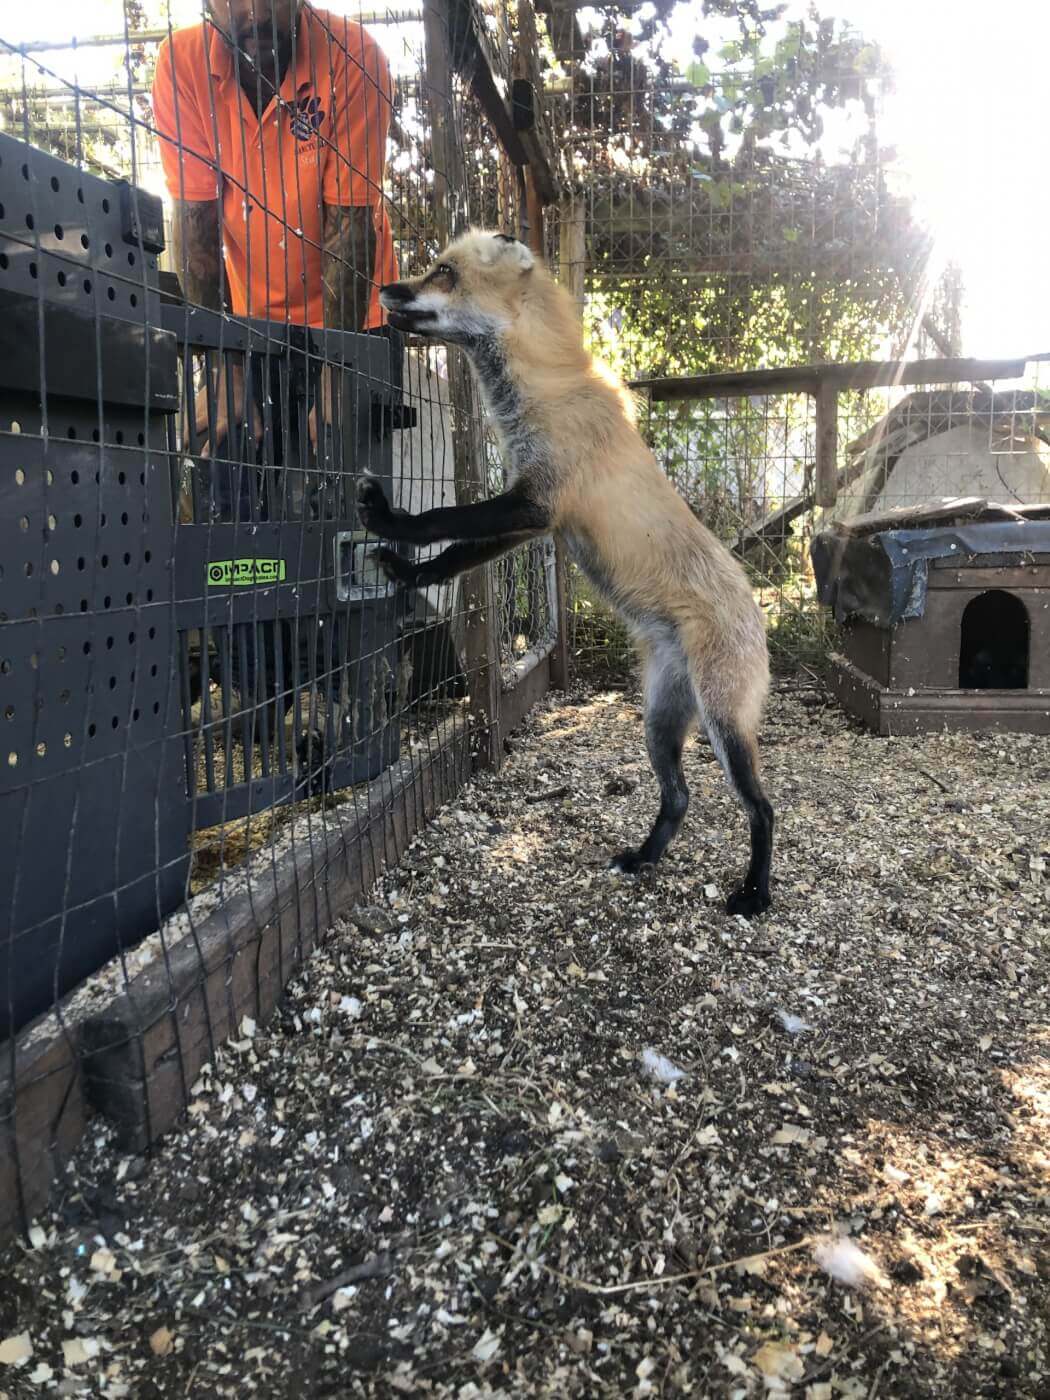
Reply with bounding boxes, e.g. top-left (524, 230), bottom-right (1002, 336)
top-left (556, 2), bottom-right (954, 553)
